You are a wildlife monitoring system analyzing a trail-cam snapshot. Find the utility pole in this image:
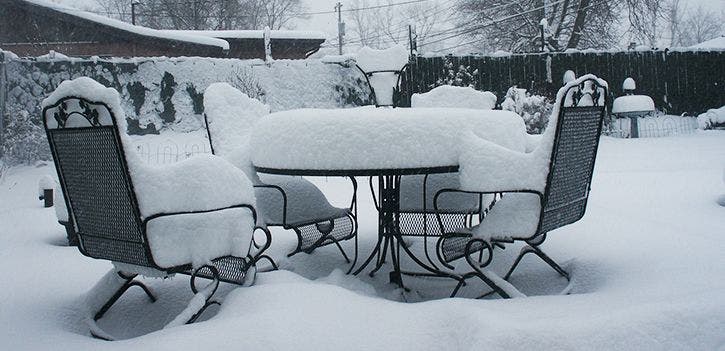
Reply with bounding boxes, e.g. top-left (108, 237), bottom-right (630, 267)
top-left (131, 0), bottom-right (140, 25)
top-left (408, 25), bottom-right (417, 57)
top-left (335, 2), bottom-right (344, 55)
